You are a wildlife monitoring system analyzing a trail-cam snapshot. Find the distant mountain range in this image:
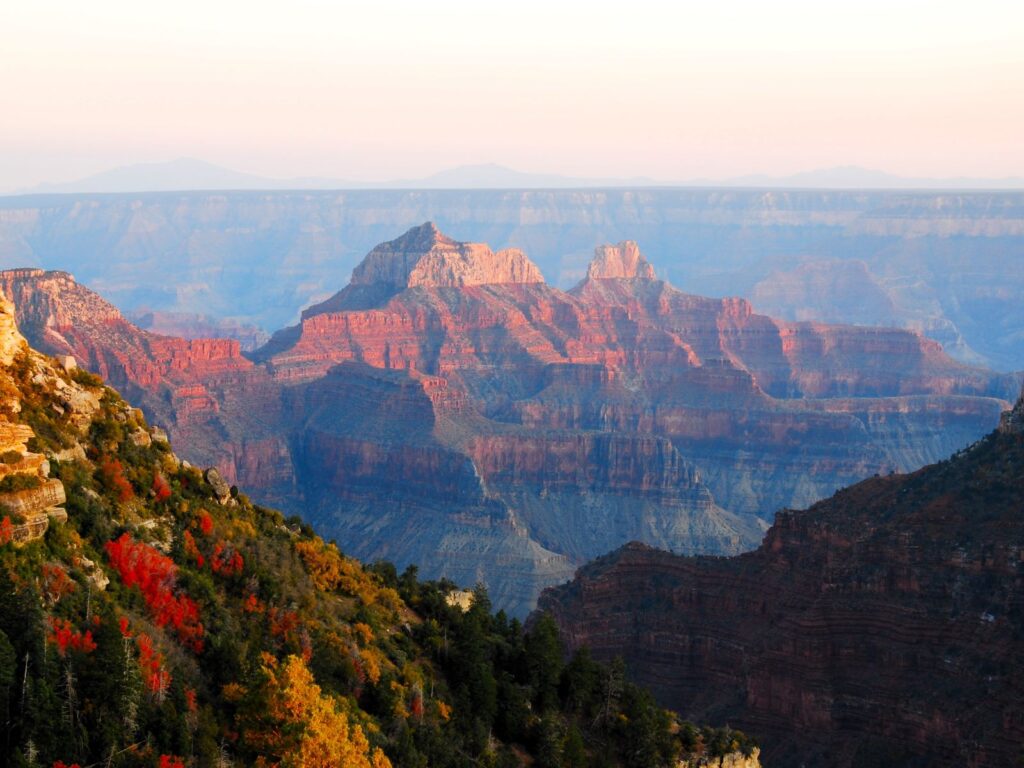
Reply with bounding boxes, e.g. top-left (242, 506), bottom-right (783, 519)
top-left (13, 158), bottom-right (1024, 194)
